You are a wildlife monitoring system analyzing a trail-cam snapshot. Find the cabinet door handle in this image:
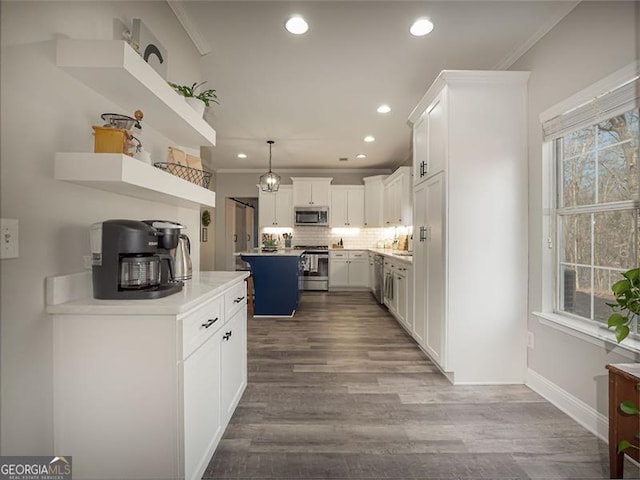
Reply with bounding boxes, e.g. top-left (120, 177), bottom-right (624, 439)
top-left (419, 226), bottom-right (427, 242)
top-left (201, 317), bottom-right (219, 328)
top-left (223, 330), bottom-right (233, 341)
top-left (234, 296), bottom-right (246, 303)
